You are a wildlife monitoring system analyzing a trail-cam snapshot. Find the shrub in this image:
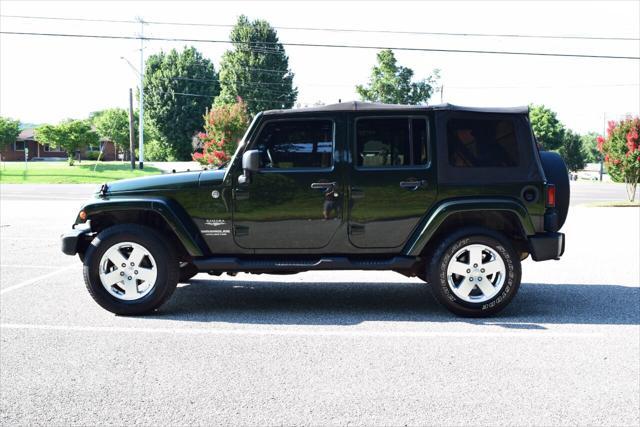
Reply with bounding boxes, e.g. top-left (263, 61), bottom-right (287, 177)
top-left (193, 99), bottom-right (249, 167)
top-left (144, 139), bottom-right (172, 161)
top-left (597, 117), bottom-right (640, 201)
